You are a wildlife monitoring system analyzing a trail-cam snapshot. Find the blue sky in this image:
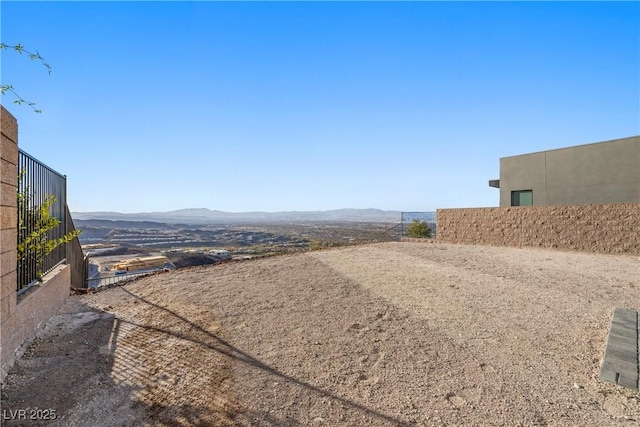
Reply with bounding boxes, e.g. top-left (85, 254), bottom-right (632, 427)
top-left (2, 1), bottom-right (639, 213)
